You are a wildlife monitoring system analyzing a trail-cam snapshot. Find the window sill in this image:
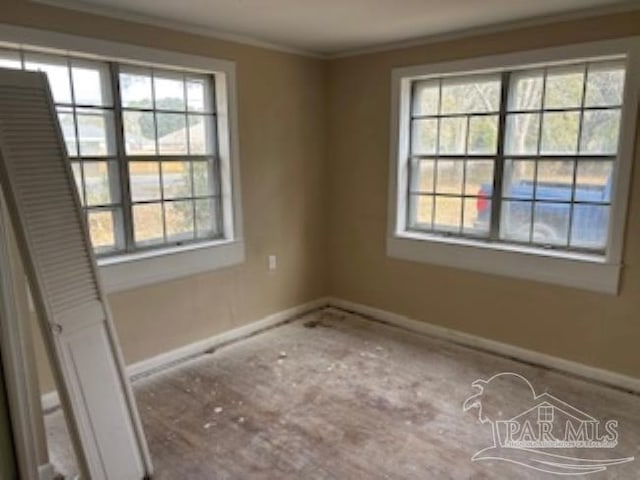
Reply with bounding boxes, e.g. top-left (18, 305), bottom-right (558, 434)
top-left (387, 232), bottom-right (621, 294)
top-left (97, 239), bottom-right (245, 293)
